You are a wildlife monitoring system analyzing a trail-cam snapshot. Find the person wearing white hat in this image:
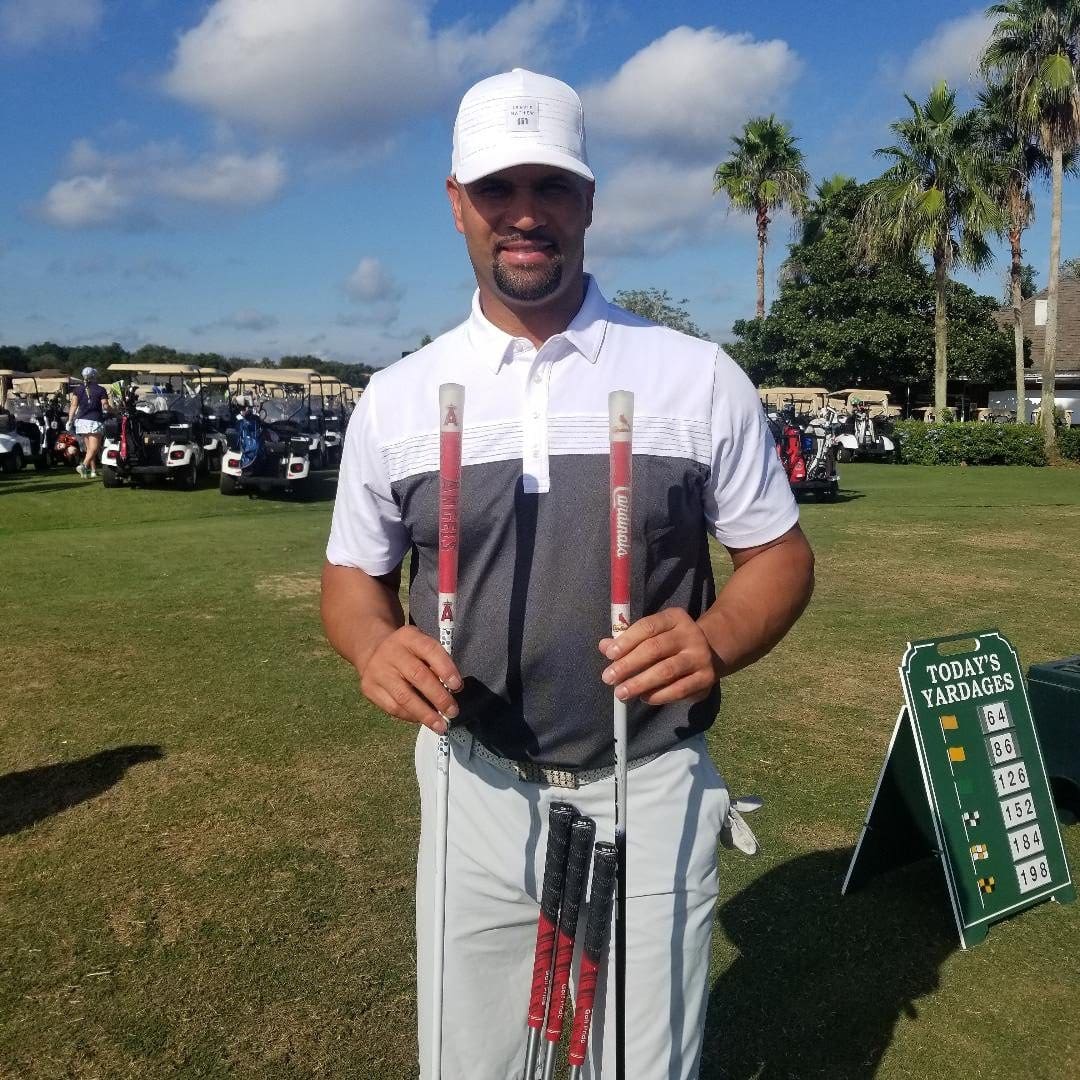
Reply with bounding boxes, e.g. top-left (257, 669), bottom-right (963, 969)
top-left (67, 366), bottom-right (109, 478)
top-left (323, 69), bottom-right (814, 1078)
